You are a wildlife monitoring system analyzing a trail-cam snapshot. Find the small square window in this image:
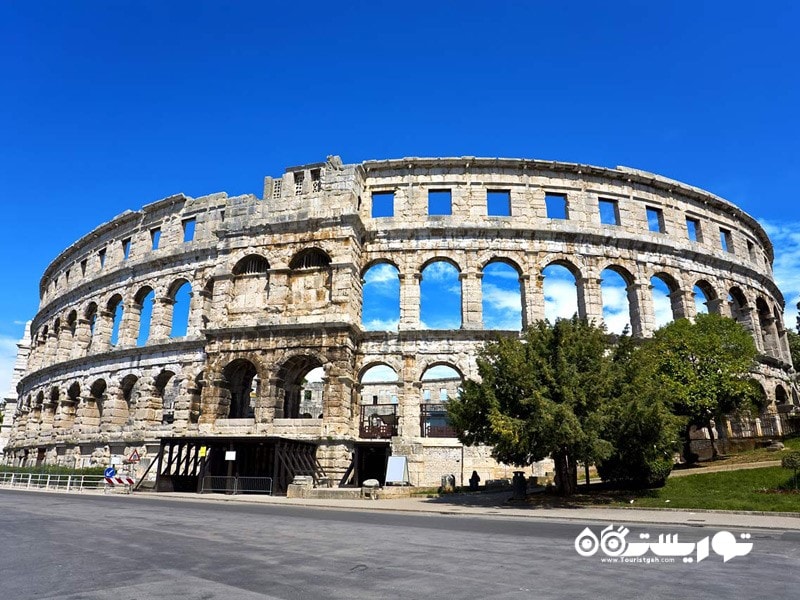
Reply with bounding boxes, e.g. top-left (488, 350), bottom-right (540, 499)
top-left (372, 191), bottom-right (395, 218)
top-left (720, 228), bottom-right (734, 253)
top-left (272, 179), bottom-right (282, 199)
top-left (686, 217), bottom-right (701, 242)
top-left (598, 198), bottom-right (620, 225)
top-left (646, 207), bottom-right (665, 233)
top-left (545, 193), bottom-right (568, 219)
top-left (80, 259), bottom-right (87, 276)
top-left (182, 218), bottom-right (196, 243)
top-left (151, 228), bottom-right (161, 250)
top-left (747, 240), bottom-right (756, 261)
top-left (487, 190), bottom-right (511, 217)
top-left (98, 248), bottom-right (106, 268)
top-left (122, 238), bottom-right (131, 261)
top-left (311, 169), bottom-right (321, 193)
top-left (428, 190), bottom-right (452, 216)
